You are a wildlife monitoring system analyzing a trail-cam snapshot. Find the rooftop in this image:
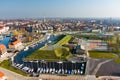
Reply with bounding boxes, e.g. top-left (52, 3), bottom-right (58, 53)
top-left (11, 40), bottom-right (21, 45)
top-left (0, 44), bottom-right (6, 50)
